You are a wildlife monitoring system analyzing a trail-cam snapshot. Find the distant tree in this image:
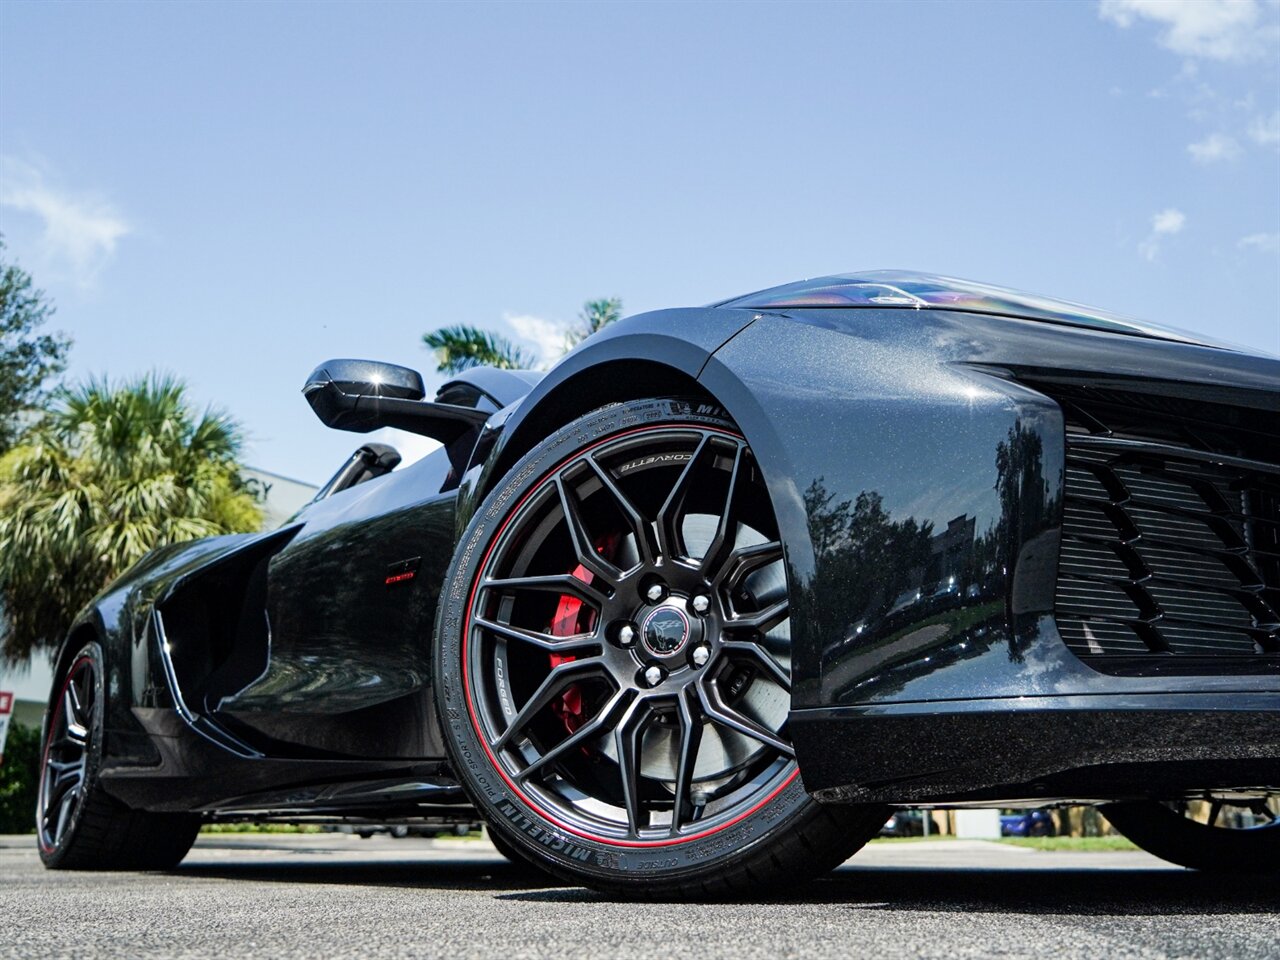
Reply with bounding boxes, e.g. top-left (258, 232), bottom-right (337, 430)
top-left (0, 721), bottom-right (38, 833)
top-left (566, 297), bottom-right (622, 348)
top-left (422, 324), bottom-right (534, 374)
top-left (0, 238), bottom-right (71, 453)
top-left (423, 298), bottom-right (623, 374)
top-left (0, 375), bottom-right (261, 664)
